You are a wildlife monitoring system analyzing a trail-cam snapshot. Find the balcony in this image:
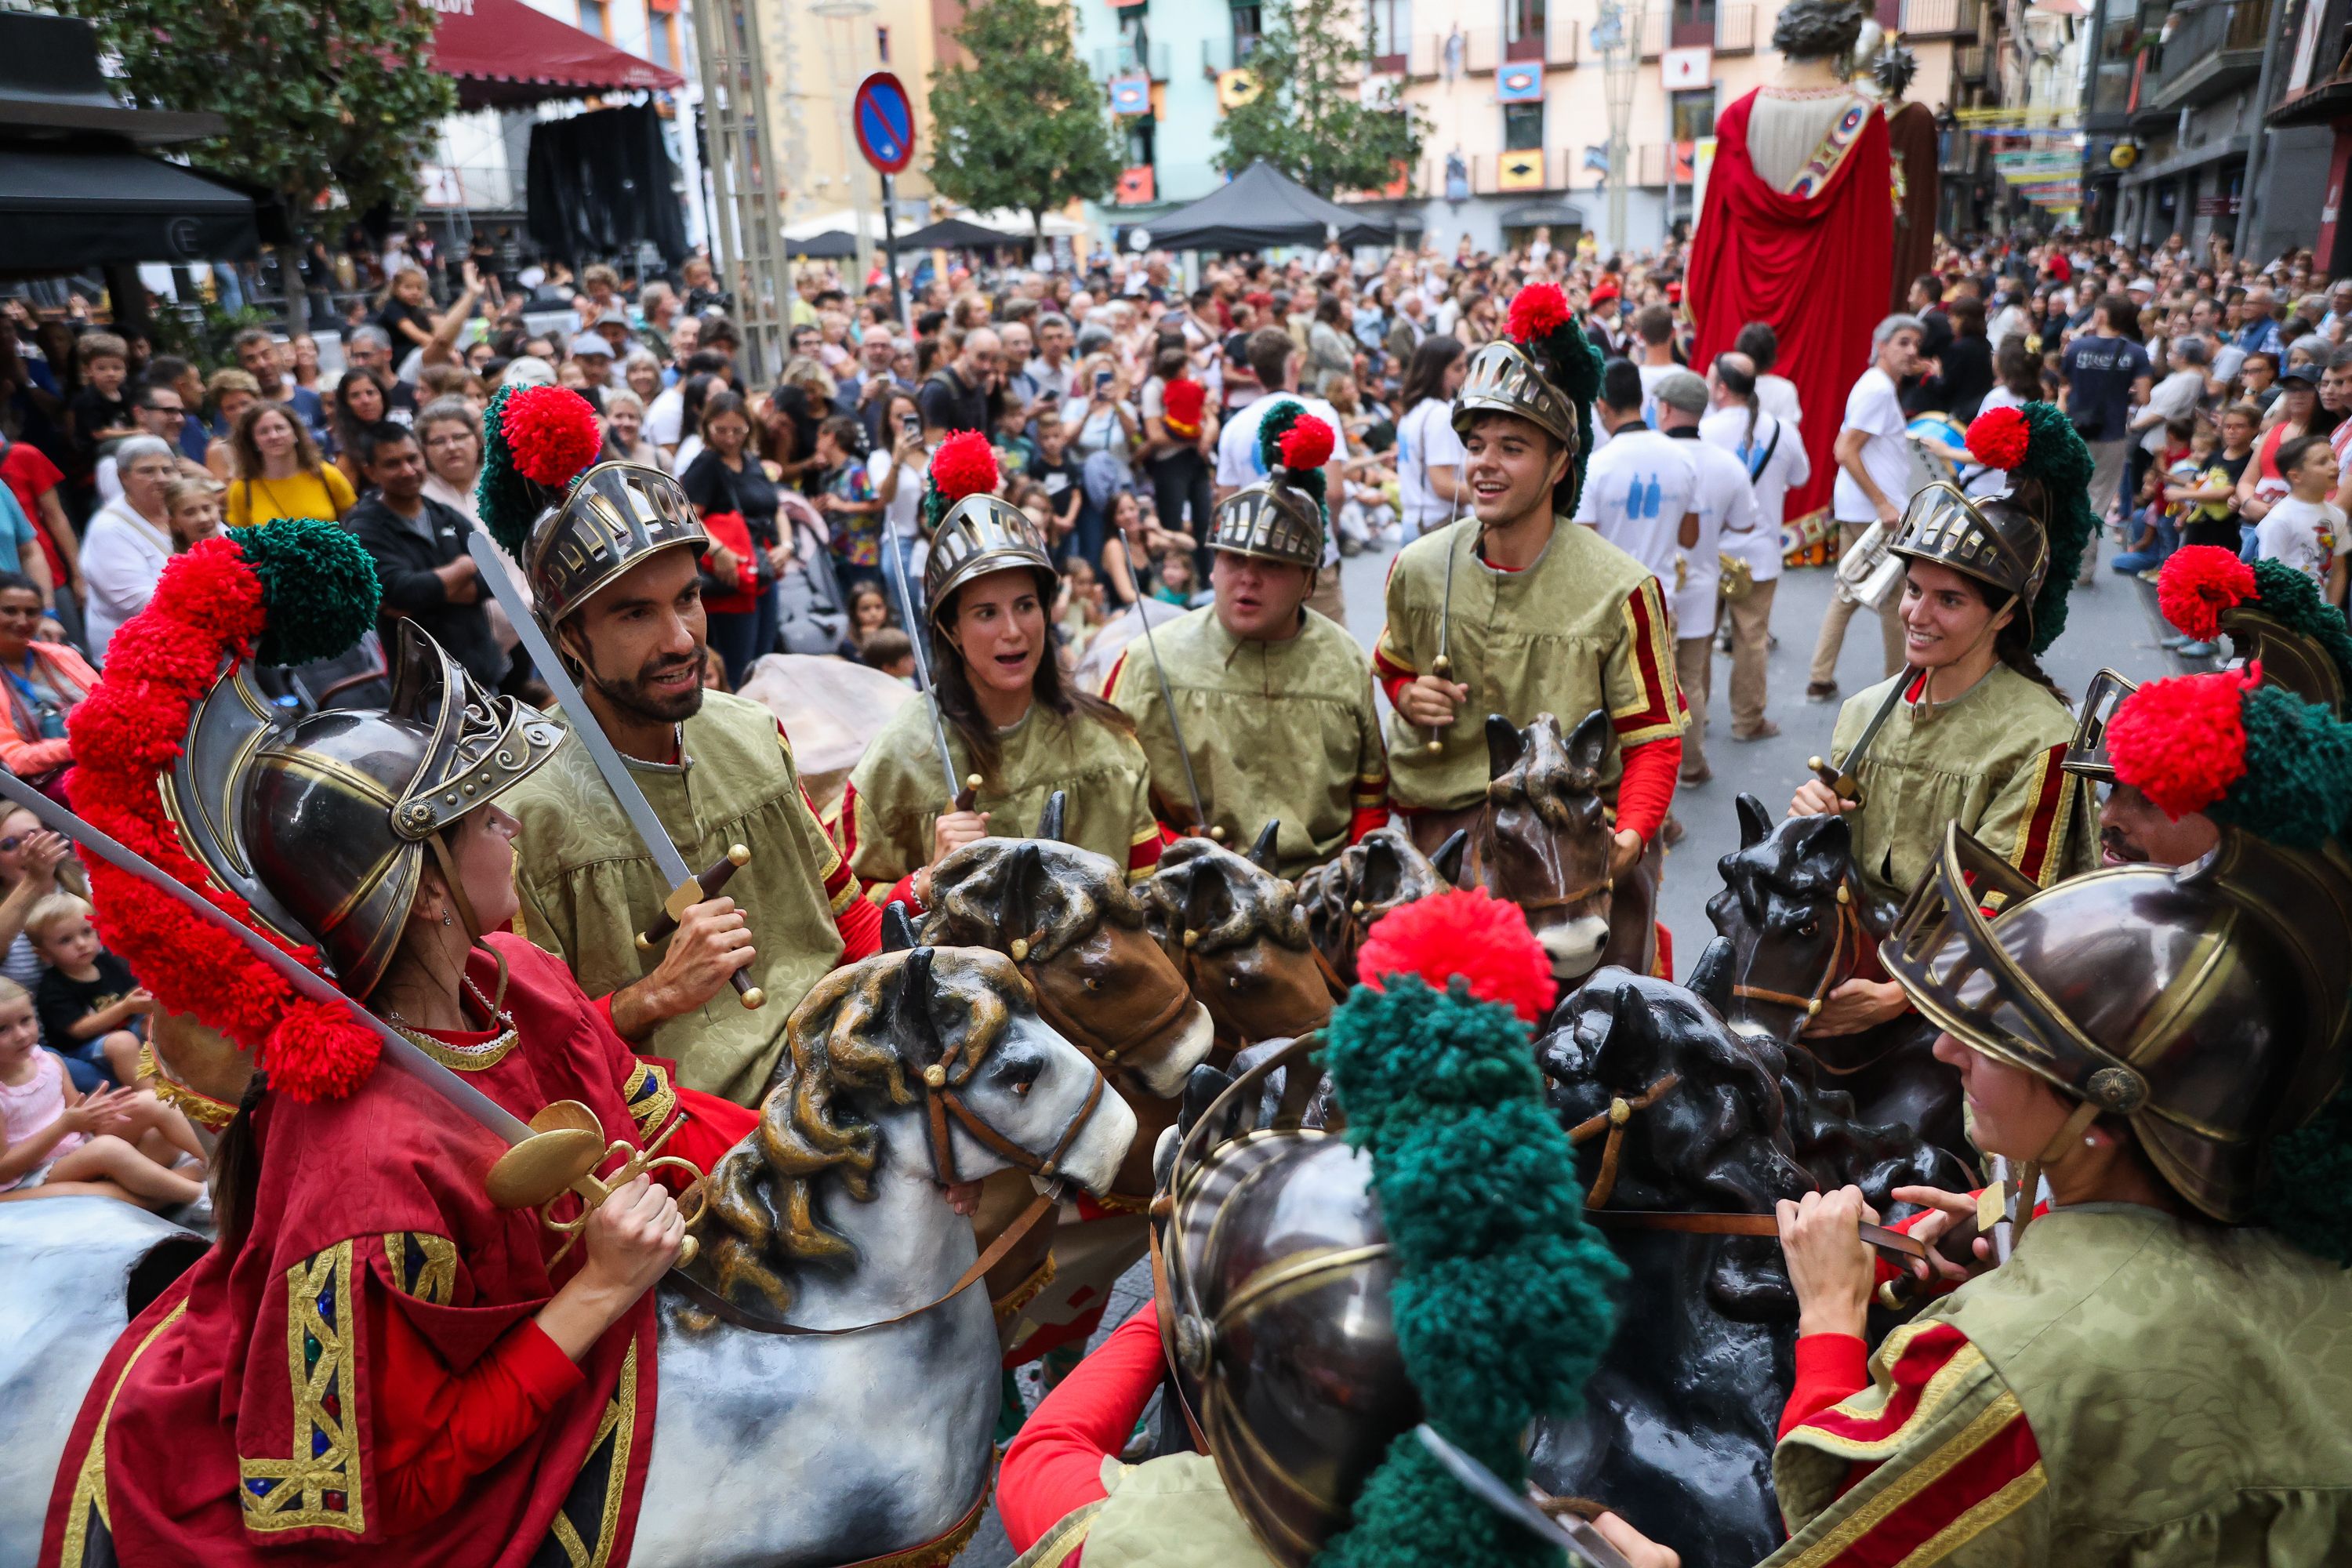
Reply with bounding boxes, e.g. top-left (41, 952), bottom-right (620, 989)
top-left (1422, 148), bottom-right (1562, 196)
top-left (1898, 0), bottom-right (1979, 38)
top-left (1665, 5), bottom-right (1757, 53)
top-left (1632, 141), bottom-right (1697, 186)
top-left (1956, 43), bottom-right (1989, 80)
top-left (2147, 0), bottom-right (2271, 111)
top-left (1091, 42), bottom-right (1171, 83)
top-left (1439, 23), bottom-right (1582, 74)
